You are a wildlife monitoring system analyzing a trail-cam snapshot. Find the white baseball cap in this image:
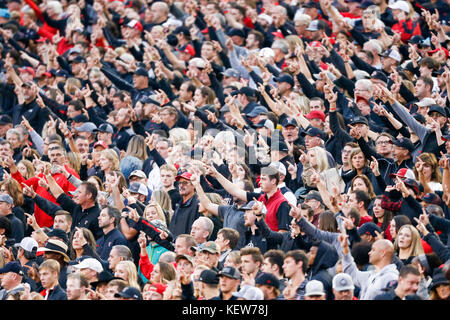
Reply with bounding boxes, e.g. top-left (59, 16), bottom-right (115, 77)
top-left (73, 258), bottom-right (104, 273)
top-left (305, 280), bottom-right (326, 297)
top-left (14, 237), bottom-right (38, 253)
top-left (388, 1), bottom-right (410, 13)
top-left (269, 161), bottom-right (287, 176)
